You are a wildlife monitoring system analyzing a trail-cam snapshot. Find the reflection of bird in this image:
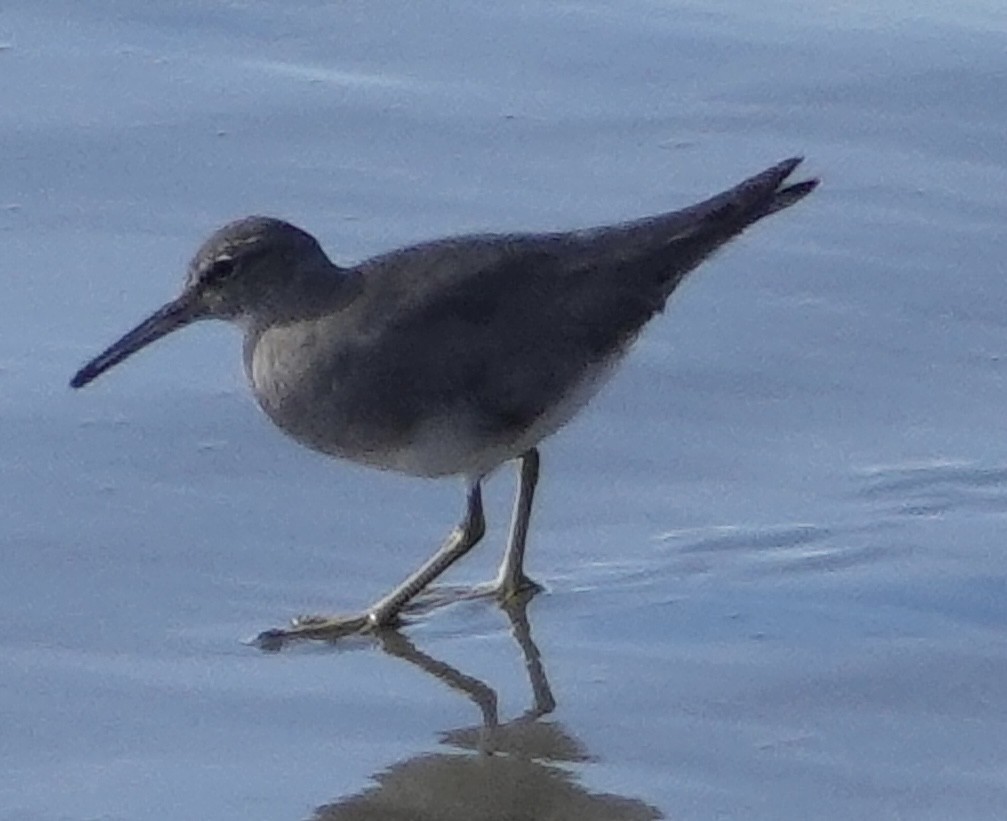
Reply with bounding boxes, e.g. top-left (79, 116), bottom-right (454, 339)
top-left (311, 751), bottom-right (661, 821)
top-left (311, 596), bottom-right (663, 821)
top-left (70, 159), bottom-right (817, 644)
